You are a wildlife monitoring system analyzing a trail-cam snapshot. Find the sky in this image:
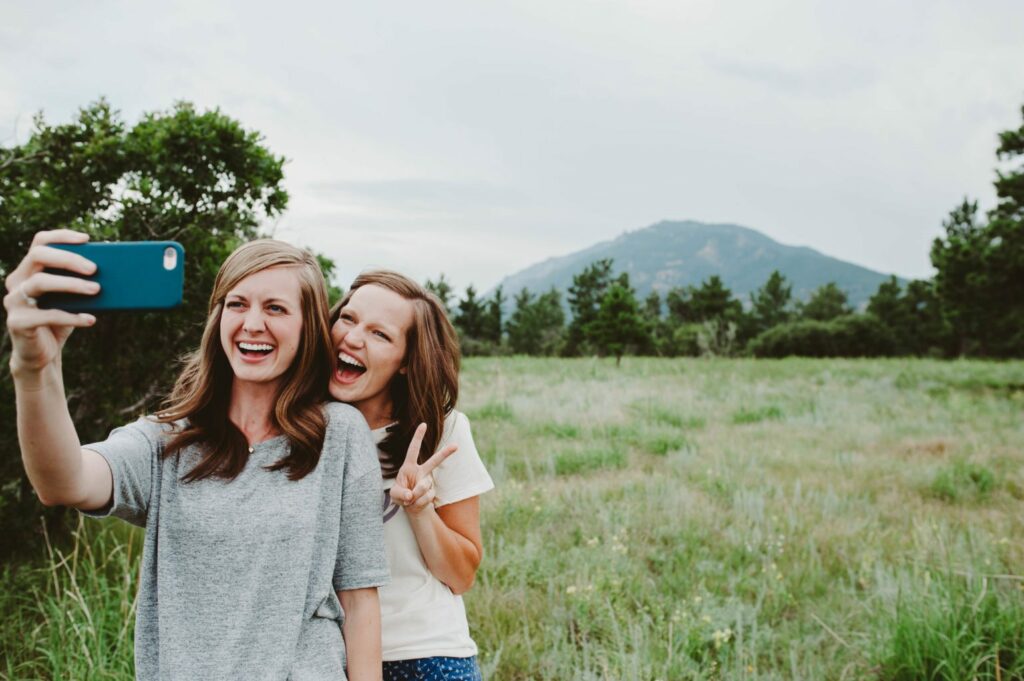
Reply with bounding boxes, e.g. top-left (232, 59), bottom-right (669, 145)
top-left (2, 0), bottom-right (1022, 292)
